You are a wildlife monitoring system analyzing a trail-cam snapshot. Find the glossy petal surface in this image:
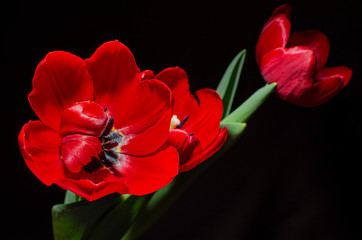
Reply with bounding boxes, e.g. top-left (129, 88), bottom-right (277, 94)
top-left (85, 40), bottom-right (140, 113)
top-left (115, 79), bottom-right (173, 156)
top-left (114, 145), bottom-right (179, 195)
top-left (18, 121), bottom-right (65, 185)
top-left (256, 4), bottom-right (291, 65)
top-left (28, 51), bottom-right (93, 130)
top-left (260, 47), bottom-right (316, 101)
